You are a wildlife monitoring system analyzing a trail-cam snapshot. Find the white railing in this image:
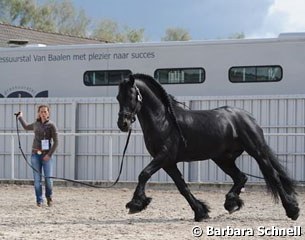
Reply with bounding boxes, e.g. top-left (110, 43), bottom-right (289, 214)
top-left (0, 132), bottom-right (144, 180)
top-left (1, 132), bottom-right (304, 181)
